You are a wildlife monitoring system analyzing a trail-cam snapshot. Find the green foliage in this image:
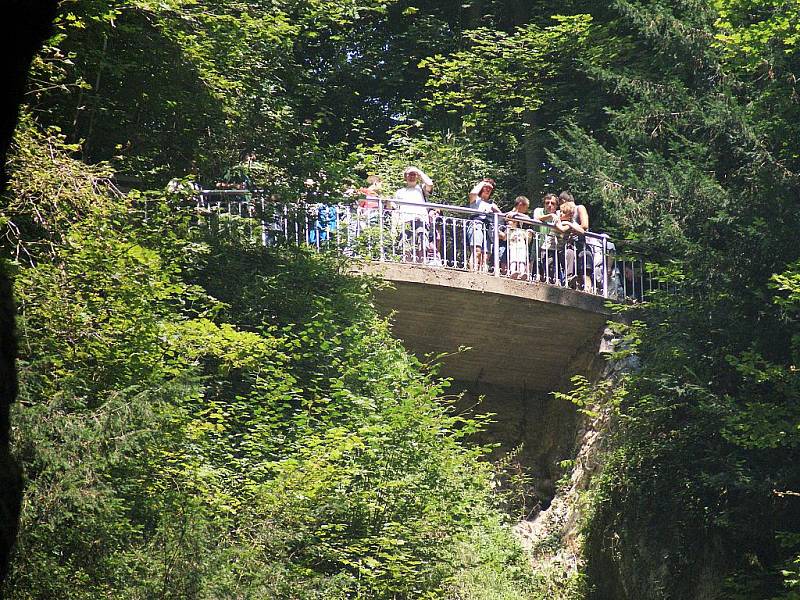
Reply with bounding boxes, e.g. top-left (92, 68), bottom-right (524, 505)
top-left (355, 129), bottom-right (510, 206)
top-left (420, 15), bottom-right (593, 129)
top-left (29, 0), bottom-right (409, 184)
top-left (417, 13), bottom-right (600, 195)
top-left (14, 0), bottom-right (800, 597)
top-left (2, 113), bottom-right (533, 599)
top-left (540, 2), bottom-right (800, 596)
top-left (555, 373), bottom-right (629, 419)
top-left (713, 0), bottom-right (800, 68)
